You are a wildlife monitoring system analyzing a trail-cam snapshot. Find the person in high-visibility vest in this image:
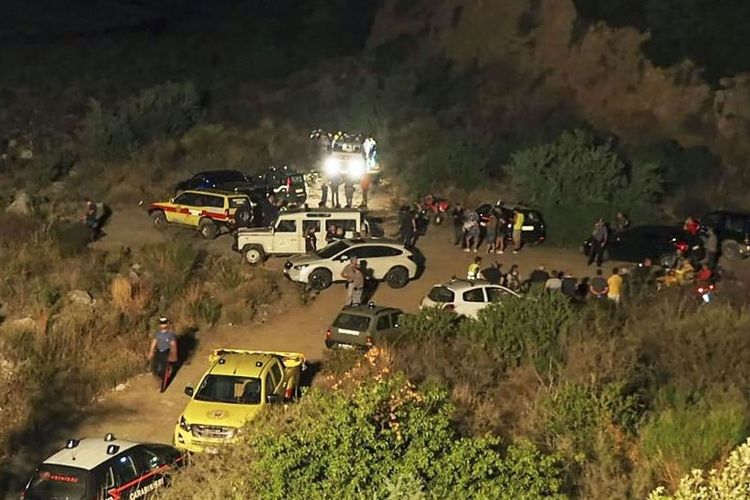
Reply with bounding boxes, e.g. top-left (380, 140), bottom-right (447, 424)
top-left (467, 256), bottom-right (483, 280)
